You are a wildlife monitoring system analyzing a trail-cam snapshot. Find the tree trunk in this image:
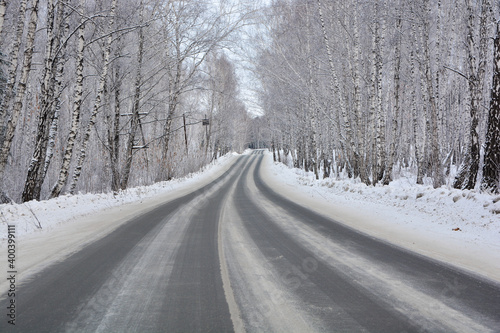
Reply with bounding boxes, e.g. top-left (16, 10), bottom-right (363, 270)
top-left (306, 2), bottom-right (318, 180)
top-left (351, 3), bottom-right (370, 185)
top-left (0, 0), bottom-right (39, 202)
top-left (370, 1), bottom-right (386, 185)
top-left (410, 14), bottom-right (425, 185)
top-left (121, 0), bottom-right (144, 190)
top-left (22, 0), bottom-right (67, 202)
top-left (454, 0), bottom-right (490, 190)
top-left (482, 20), bottom-right (500, 193)
top-left (50, 0), bottom-right (86, 198)
top-left (0, 0), bottom-right (6, 39)
top-left (108, 58), bottom-right (122, 193)
top-left (317, 0), bottom-right (355, 178)
top-left (383, 0), bottom-right (402, 185)
top-left (69, 0), bottom-right (117, 194)
top-left (159, 19), bottom-right (183, 181)
top-left (0, 0), bottom-right (28, 144)
top-left (422, 0), bottom-right (443, 188)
